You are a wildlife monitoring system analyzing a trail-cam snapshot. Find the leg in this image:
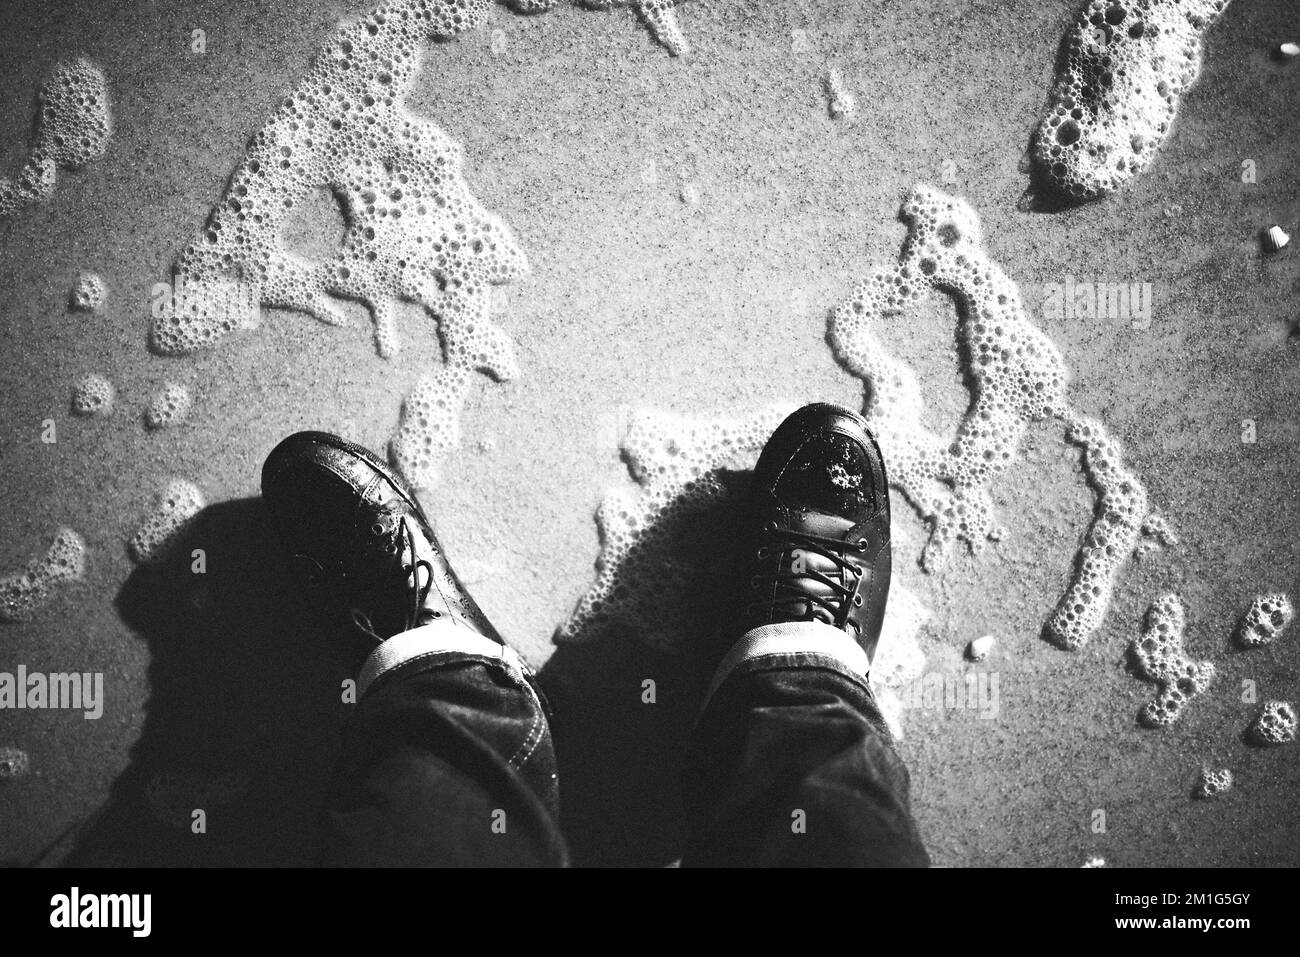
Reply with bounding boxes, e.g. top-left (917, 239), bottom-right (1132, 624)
top-left (261, 431), bottom-right (568, 867)
top-left (683, 403), bottom-right (928, 867)
top-left (682, 621), bottom-right (927, 867)
top-left (324, 624), bottom-right (566, 867)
